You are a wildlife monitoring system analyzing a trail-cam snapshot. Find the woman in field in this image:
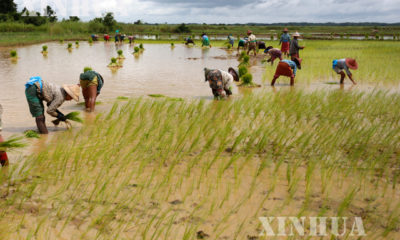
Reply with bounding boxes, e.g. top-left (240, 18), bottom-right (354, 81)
top-left (25, 77), bottom-right (80, 134)
top-left (237, 38), bottom-right (247, 51)
top-left (201, 33), bottom-right (211, 48)
top-left (271, 58), bottom-right (302, 86)
top-left (204, 67), bottom-right (239, 99)
top-left (289, 32), bottom-right (305, 60)
top-left (79, 68), bottom-right (105, 112)
top-left (280, 28), bottom-right (291, 57)
top-left (0, 104), bottom-right (8, 167)
top-left (264, 46), bottom-right (283, 65)
top-left (247, 30), bottom-right (257, 56)
top-left (332, 58), bottom-right (358, 85)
